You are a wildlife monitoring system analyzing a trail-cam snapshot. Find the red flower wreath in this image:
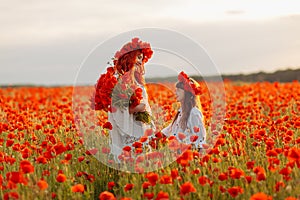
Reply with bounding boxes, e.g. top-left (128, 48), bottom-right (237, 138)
top-left (178, 71), bottom-right (201, 95)
top-left (113, 37), bottom-right (153, 65)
